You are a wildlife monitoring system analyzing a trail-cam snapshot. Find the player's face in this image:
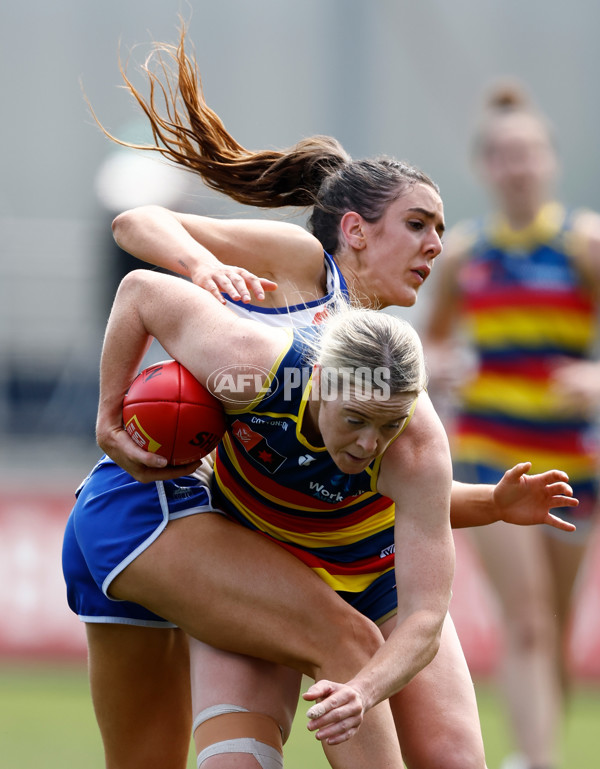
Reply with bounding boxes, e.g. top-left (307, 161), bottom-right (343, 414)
top-left (316, 391), bottom-right (416, 474)
top-left (478, 114), bottom-right (557, 217)
top-left (358, 183), bottom-right (445, 309)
